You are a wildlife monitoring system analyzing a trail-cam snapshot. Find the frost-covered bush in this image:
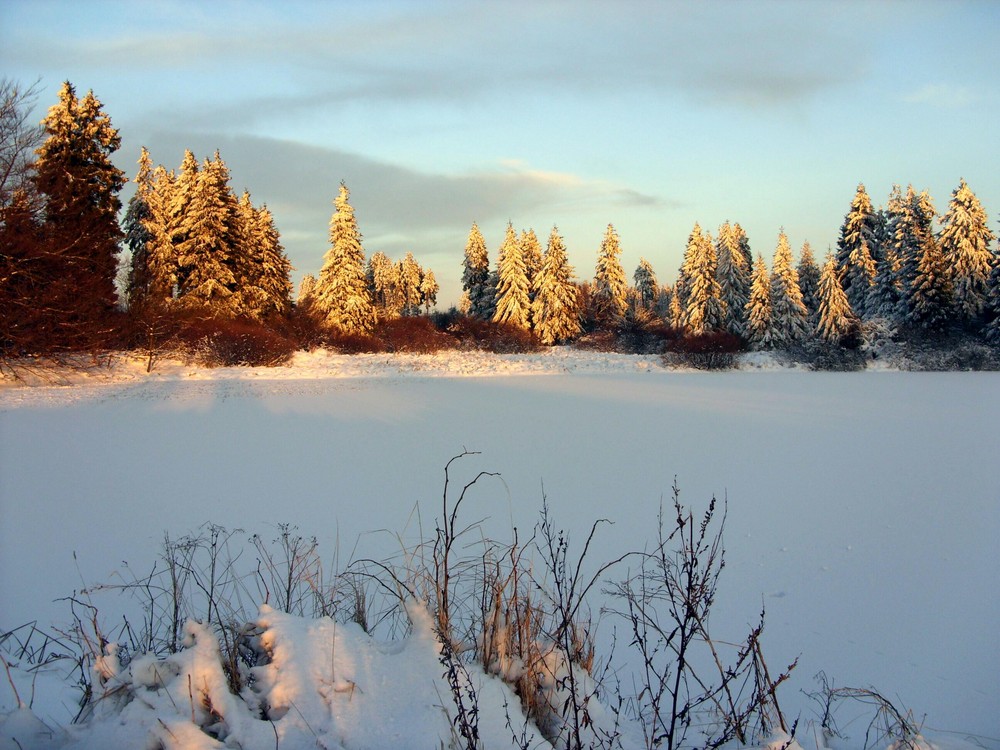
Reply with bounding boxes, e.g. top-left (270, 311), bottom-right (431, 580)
top-left (186, 318), bottom-right (297, 367)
